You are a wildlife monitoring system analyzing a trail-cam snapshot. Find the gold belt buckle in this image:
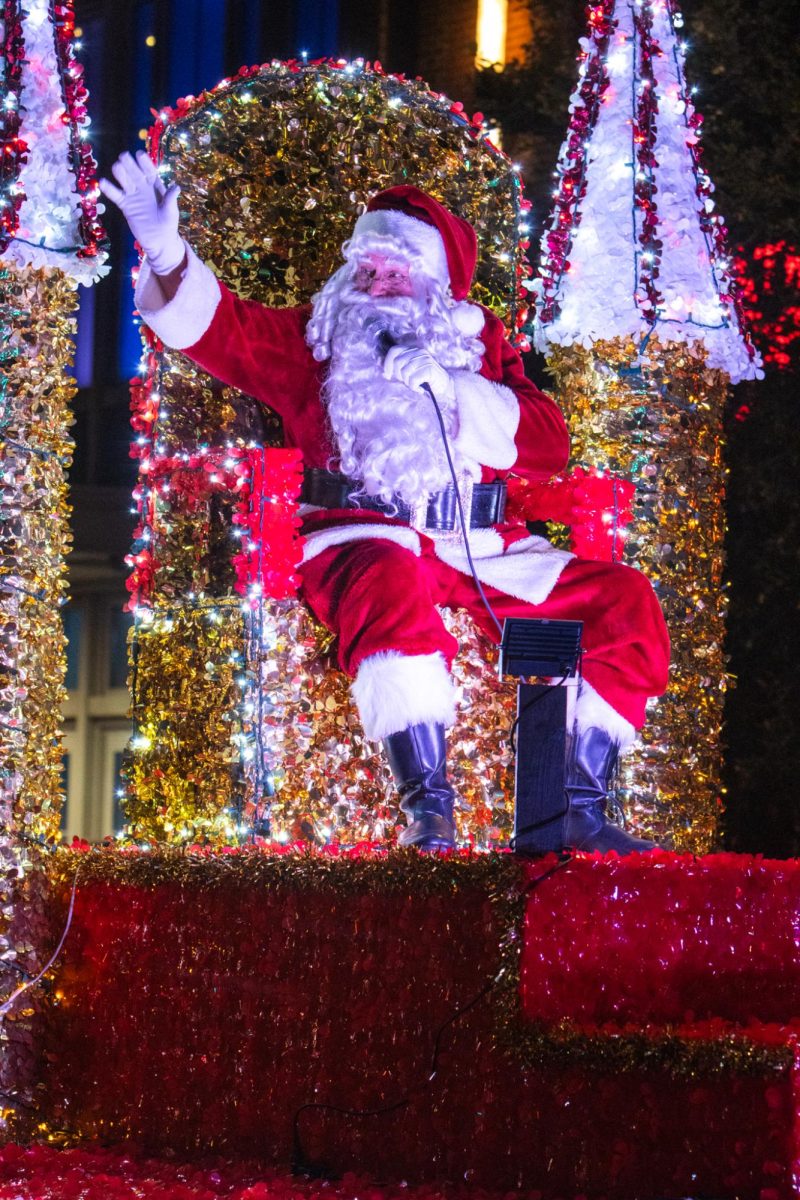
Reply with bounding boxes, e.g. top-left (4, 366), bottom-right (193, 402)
top-left (411, 473), bottom-right (473, 544)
